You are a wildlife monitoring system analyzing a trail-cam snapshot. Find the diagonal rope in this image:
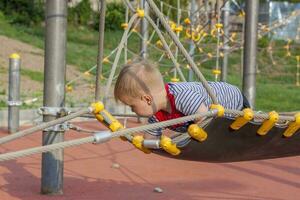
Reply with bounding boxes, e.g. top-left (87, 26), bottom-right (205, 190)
top-left (146, 0), bottom-right (218, 104)
top-left (0, 108), bottom-right (91, 145)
